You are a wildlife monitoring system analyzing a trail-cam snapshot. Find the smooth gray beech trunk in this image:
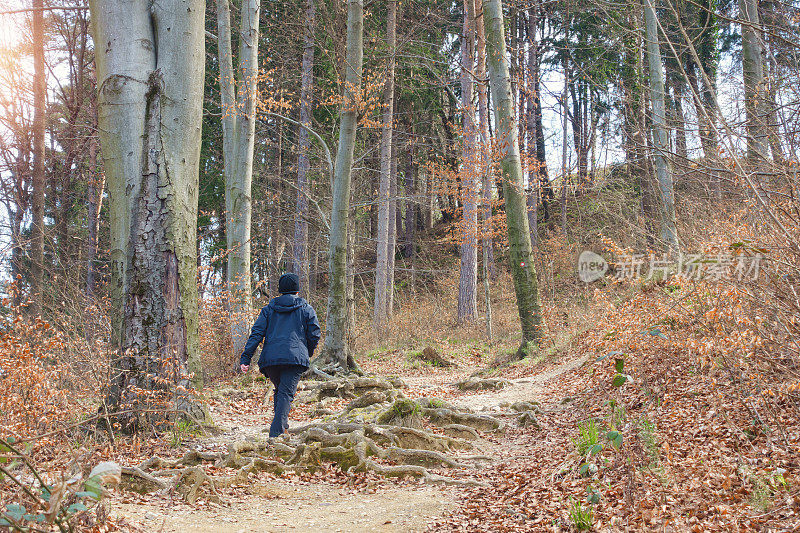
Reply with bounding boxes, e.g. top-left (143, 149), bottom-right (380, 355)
top-left (458, 0), bottom-right (478, 323)
top-left (374, 0), bottom-right (396, 328)
top-left (482, 0), bottom-right (543, 350)
top-left (218, 0), bottom-right (260, 362)
top-left (738, 0), bottom-right (768, 165)
top-left (91, 0), bottom-right (205, 428)
top-left (293, 0), bottom-right (316, 294)
top-left (475, 1), bottom-right (494, 338)
top-left (644, 0), bottom-right (679, 252)
top-left (30, 0), bottom-right (45, 316)
top-left (387, 140), bottom-right (398, 314)
top-left (323, 0), bottom-right (363, 370)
